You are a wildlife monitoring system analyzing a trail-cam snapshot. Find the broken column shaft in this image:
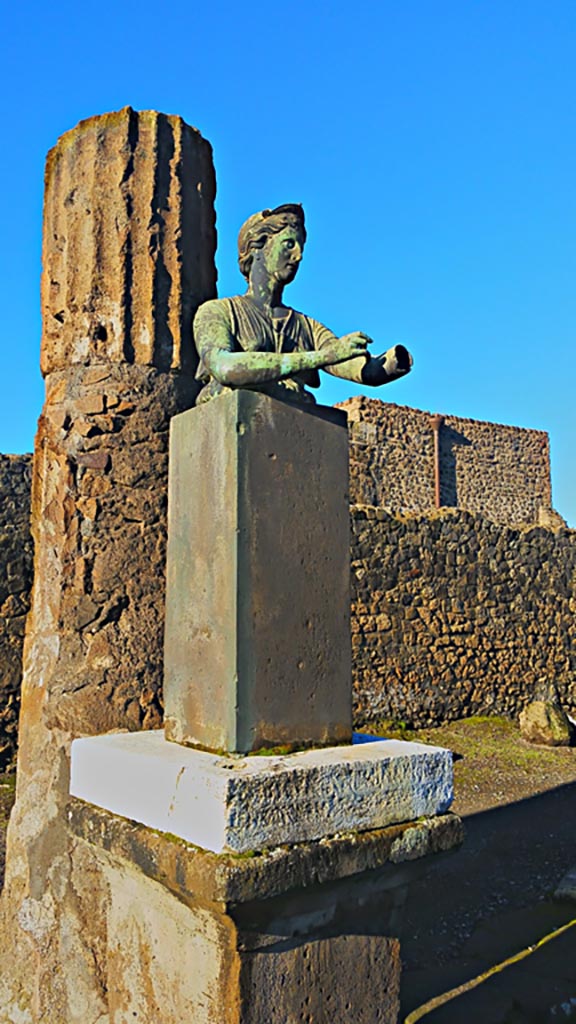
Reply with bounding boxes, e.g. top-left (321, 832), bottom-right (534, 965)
top-left (0, 107), bottom-right (217, 1024)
